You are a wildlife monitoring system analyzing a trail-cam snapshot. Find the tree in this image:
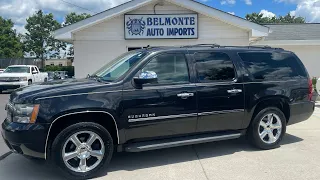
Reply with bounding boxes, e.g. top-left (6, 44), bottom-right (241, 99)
top-left (24, 10), bottom-right (66, 68)
top-left (246, 13), bottom-right (305, 24)
top-left (63, 12), bottom-right (91, 26)
top-left (63, 12), bottom-right (91, 59)
top-left (0, 17), bottom-right (24, 58)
